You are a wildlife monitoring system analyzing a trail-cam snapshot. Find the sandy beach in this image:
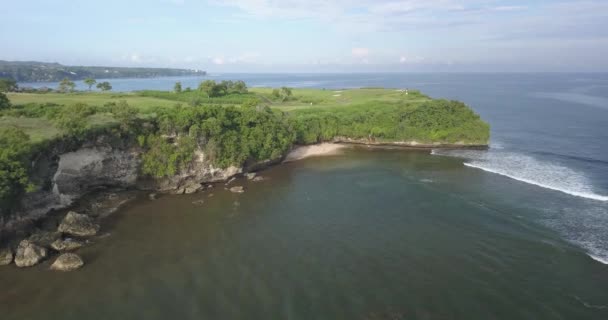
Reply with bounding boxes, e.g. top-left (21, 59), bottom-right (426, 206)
top-left (283, 143), bottom-right (346, 162)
